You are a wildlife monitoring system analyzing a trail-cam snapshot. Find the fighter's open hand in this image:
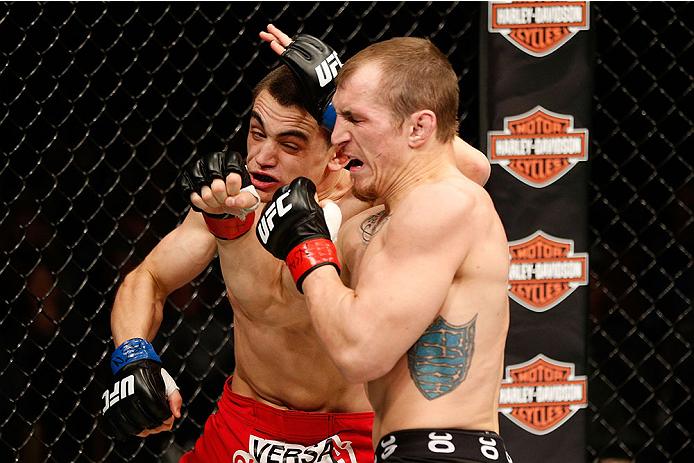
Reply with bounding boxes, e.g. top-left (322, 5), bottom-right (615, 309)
top-left (179, 151), bottom-right (260, 219)
top-left (189, 172), bottom-right (258, 218)
top-left (259, 24), bottom-right (293, 56)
